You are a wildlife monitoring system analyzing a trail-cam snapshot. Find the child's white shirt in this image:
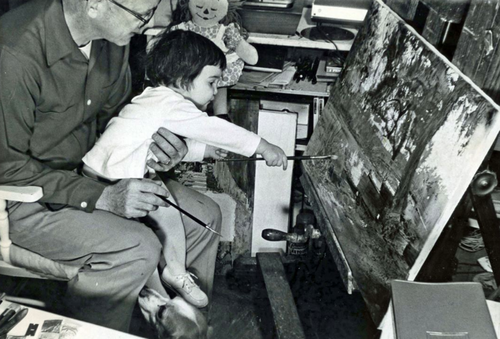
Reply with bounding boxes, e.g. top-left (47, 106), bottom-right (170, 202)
top-left (83, 86), bottom-right (261, 179)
